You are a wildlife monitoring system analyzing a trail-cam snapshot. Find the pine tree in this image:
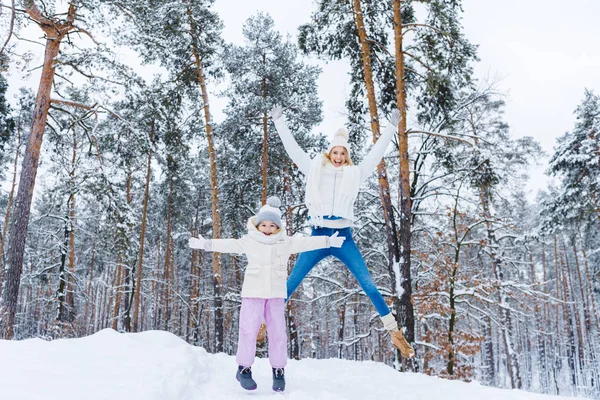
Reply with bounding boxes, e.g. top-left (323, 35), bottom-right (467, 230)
top-left (0, 2), bottom-right (84, 338)
top-left (219, 12), bottom-right (323, 230)
top-left (542, 90), bottom-right (600, 231)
